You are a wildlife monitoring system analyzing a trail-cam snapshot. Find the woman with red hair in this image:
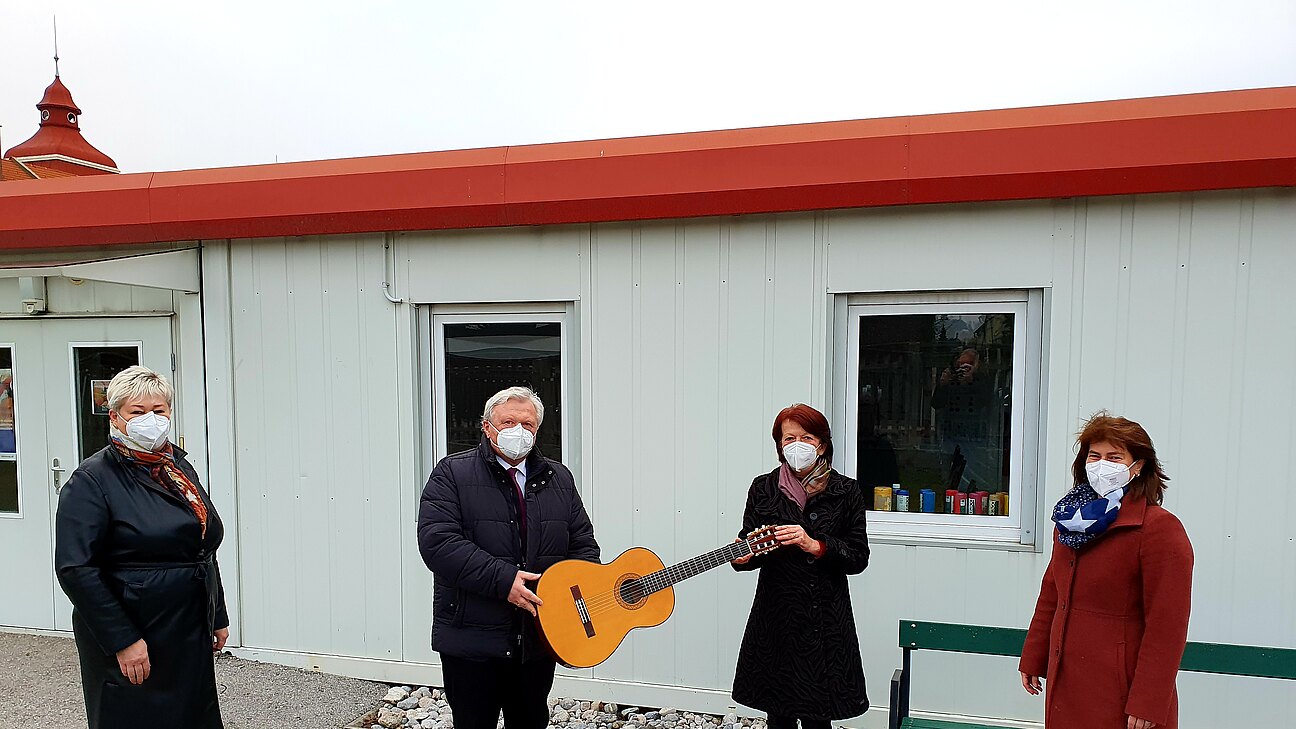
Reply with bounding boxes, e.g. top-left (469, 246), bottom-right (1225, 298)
top-left (1020, 412), bottom-right (1193, 729)
top-left (730, 404), bottom-right (871, 729)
